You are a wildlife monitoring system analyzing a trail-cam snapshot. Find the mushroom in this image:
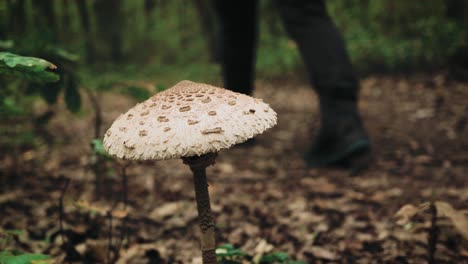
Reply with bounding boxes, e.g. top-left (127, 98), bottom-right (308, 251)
top-left (103, 80), bottom-right (277, 264)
